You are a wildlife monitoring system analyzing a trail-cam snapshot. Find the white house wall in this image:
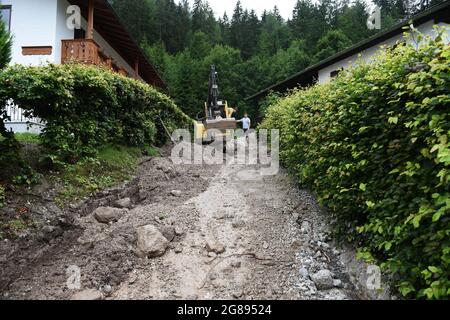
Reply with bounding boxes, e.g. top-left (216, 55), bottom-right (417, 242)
top-left (54, 0), bottom-right (75, 64)
top-left (318, 20), bottom-right (450, 84)
top-left (6, 0), bottom-right (142, 80)
top-left (6, 0), bottom-right (59, 65)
